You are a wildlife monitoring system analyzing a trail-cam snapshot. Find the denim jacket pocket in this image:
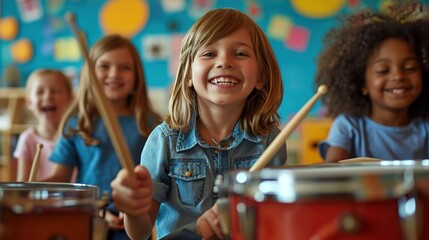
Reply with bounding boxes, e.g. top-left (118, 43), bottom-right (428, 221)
top-left (233, 154), bottom-right (260, 169)
top-left (169, 159), bottom-right (206, 206)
